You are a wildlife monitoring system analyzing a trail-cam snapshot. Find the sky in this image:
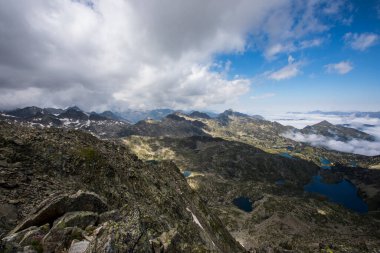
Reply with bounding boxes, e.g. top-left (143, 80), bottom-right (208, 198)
top-left (0, 0), bottom-right (379, 114)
